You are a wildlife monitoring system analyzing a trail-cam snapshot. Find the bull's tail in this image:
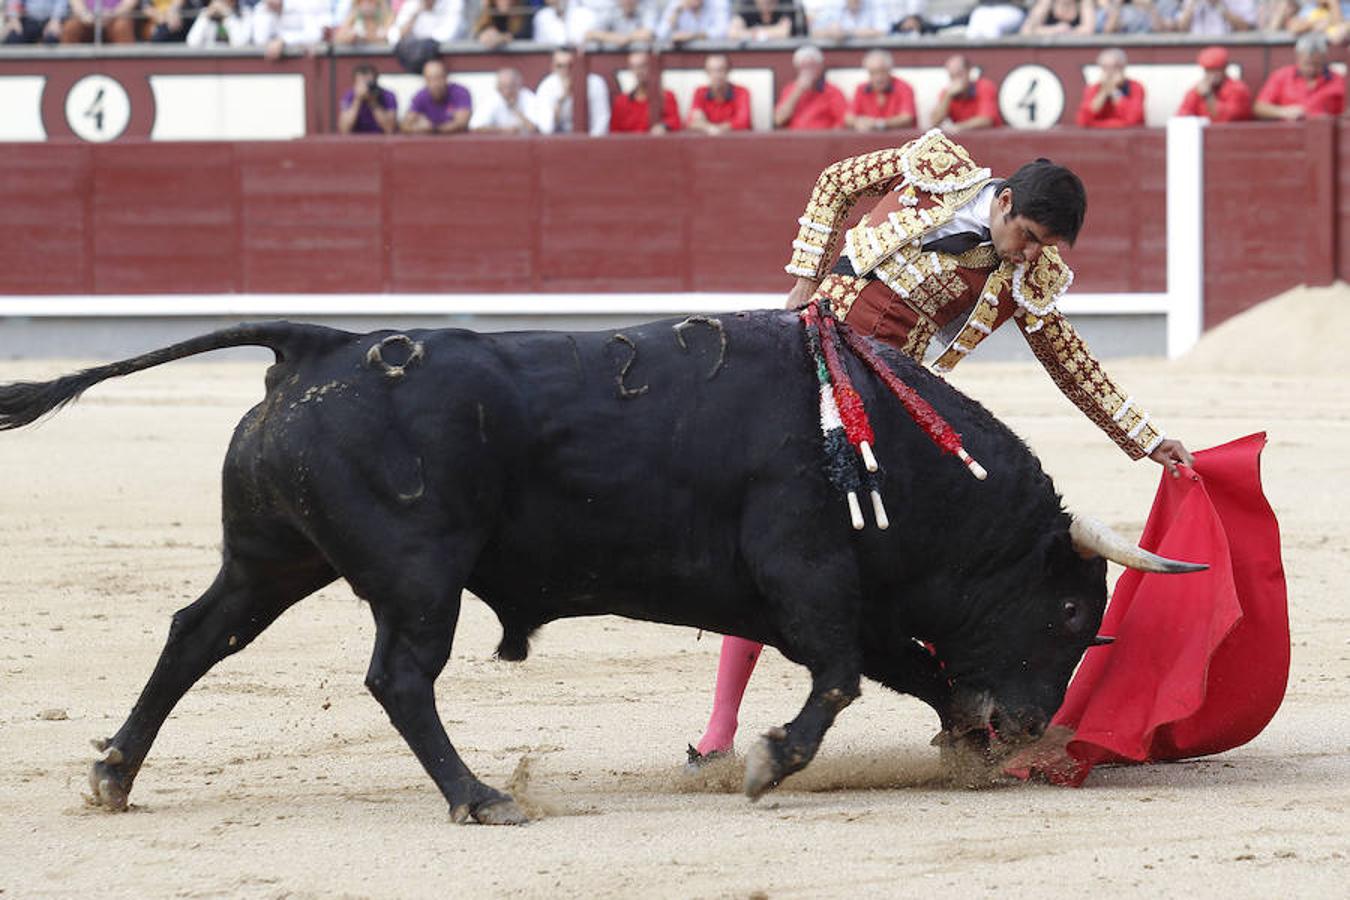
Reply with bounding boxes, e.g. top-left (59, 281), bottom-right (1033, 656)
top-left (0, 321), bottom-right (352, 431)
